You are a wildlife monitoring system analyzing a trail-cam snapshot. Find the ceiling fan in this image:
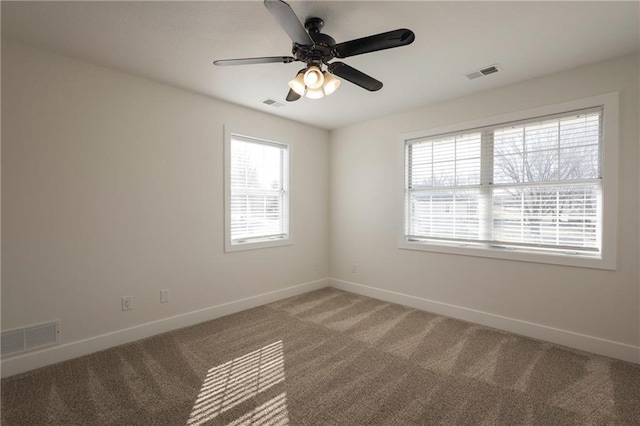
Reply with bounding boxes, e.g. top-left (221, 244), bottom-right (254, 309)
top-left (213, 0), bottom-right (415, 101)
